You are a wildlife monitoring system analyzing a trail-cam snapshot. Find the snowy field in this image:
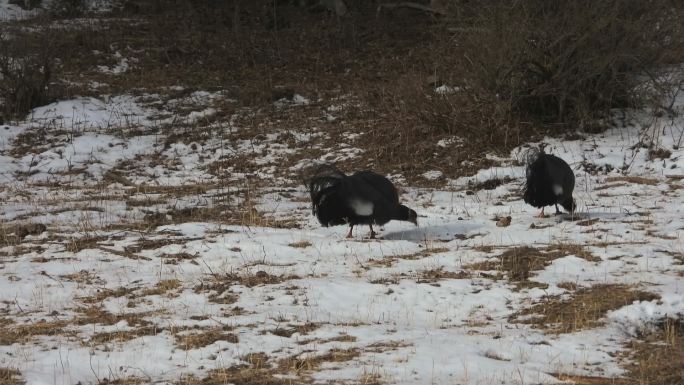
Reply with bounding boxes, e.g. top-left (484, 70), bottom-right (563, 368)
top-left (0, 89), bottom-right (681, 385)
top-left (0, 3), bottom-right (682, 383)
